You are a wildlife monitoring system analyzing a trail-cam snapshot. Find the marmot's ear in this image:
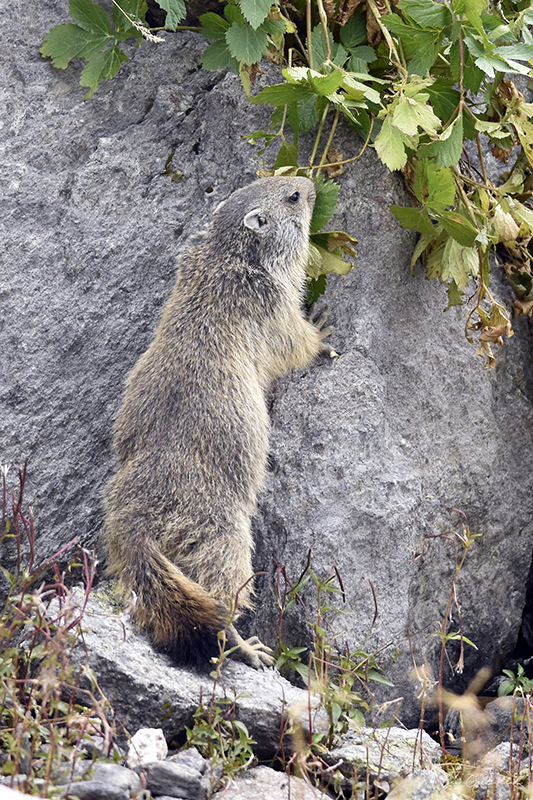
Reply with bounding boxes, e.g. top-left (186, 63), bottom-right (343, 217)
top-left (243, 208), bottom-right (268, 231)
